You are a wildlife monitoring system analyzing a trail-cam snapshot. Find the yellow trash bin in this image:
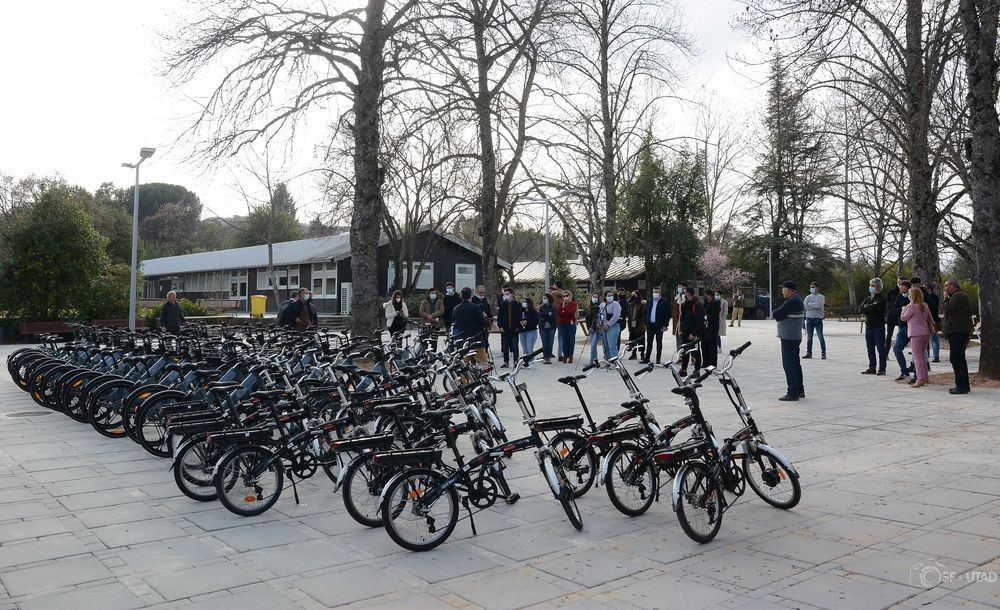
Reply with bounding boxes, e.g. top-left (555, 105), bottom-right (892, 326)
top-left (250, 295), bottom-right (268, 318)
